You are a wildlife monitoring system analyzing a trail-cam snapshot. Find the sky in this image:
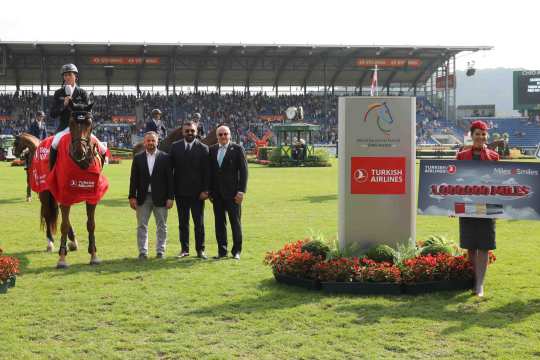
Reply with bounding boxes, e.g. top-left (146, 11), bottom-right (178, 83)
top-left (0, 0), bottom-right (537, 70)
